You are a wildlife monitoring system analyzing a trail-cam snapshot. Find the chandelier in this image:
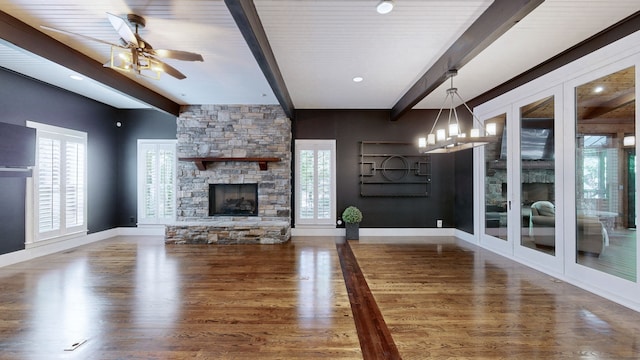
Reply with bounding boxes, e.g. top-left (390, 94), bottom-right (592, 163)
top-left (418, 70), bottom-right (498, 154)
